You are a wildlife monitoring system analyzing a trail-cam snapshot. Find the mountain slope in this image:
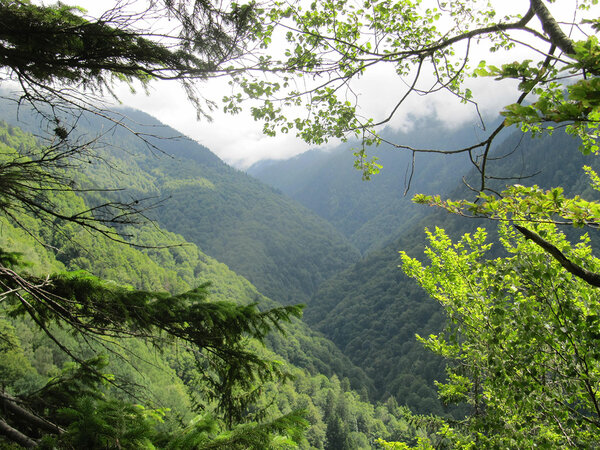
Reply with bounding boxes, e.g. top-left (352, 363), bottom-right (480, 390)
top-left (303, 128), bottom-right (597, 414)
top-left (0, 104), bottom-right (361, 306)
top-left (0, 121), bottom-right (426, 448)
top-left (0, 121), bottom-right (368, 389)
top-left (248, 118), bottom-right (481, 253)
